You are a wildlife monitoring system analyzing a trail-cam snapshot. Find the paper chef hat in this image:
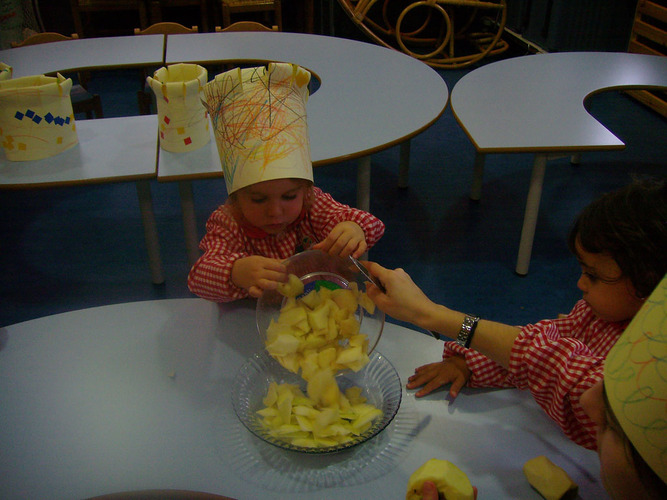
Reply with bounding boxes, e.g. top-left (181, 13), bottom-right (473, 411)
top-left (146, 63), bottom-right (210, 153)
top-left (0, 73), bottom-right (78, 161)
top-left (202, 62), bottom-right (313, 195)
top-left (604, 273), bottom-right (667, 482)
